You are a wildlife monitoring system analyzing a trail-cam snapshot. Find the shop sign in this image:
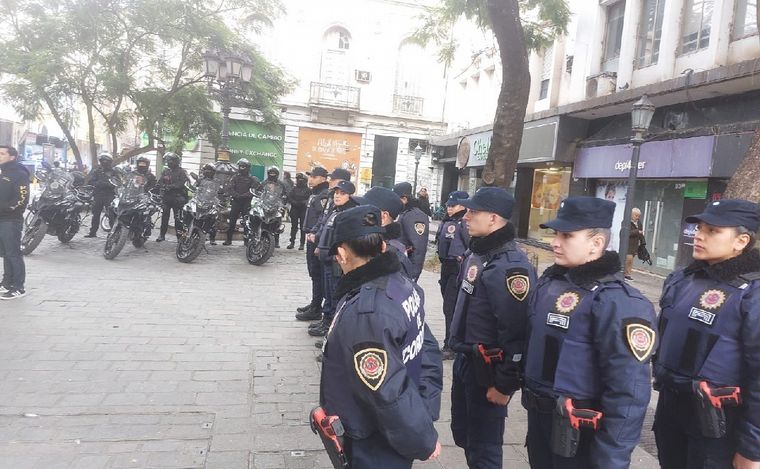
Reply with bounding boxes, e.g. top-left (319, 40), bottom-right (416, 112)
top-left (574, 136), bottom-right (714, 179)
top-left (684, 181), bottom-right (708, 199)
top-left (227, 121), bottom-right (284, 180)
top-left (296, 128), bottom-right (361, 181)
top-left (468, 131), bottom-right (491, 167)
